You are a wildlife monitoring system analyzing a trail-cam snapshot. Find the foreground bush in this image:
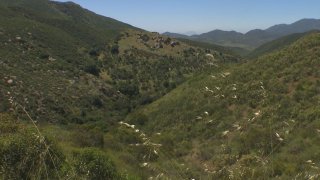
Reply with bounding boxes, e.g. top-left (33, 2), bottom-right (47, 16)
top-left (0, 113), bottom-right (65, 179)
top-left (73, 148), bottom-right (122, 180)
